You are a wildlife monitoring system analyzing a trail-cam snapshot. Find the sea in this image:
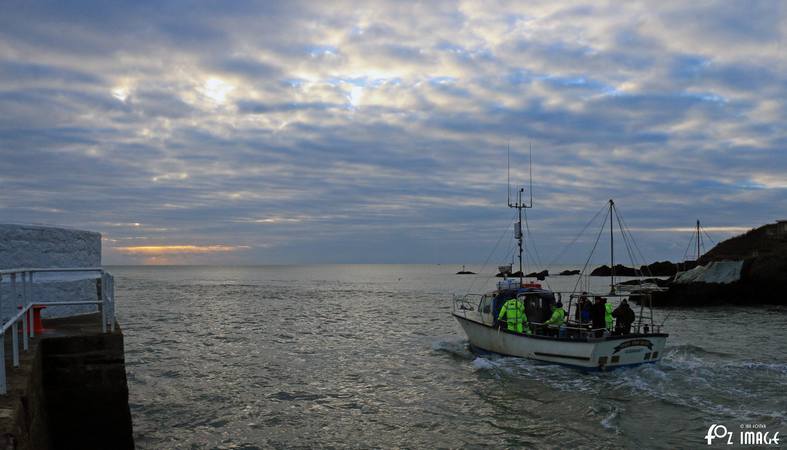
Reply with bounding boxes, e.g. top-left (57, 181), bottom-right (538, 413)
top-left (111, 265), bottom-right (787, 449)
